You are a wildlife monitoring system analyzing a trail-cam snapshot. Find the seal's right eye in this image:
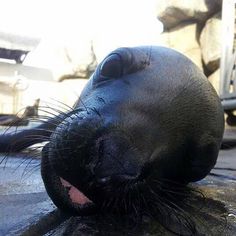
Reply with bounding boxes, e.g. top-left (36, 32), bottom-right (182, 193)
top-left (100, 53), bottom-right (123, 78)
